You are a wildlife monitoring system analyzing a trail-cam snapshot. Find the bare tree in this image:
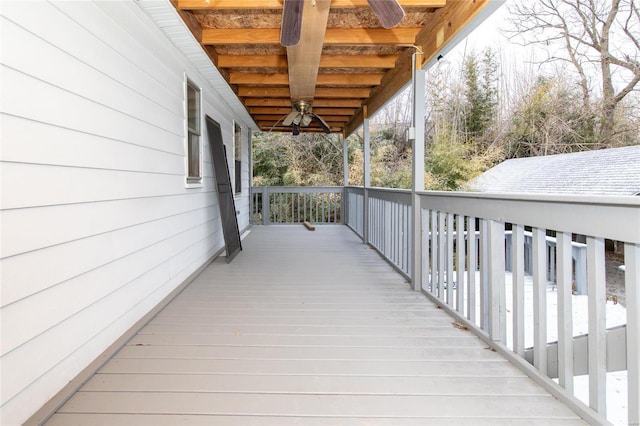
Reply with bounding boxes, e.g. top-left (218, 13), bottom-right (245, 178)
top-left (507, 0), bottom-right (640, 144)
